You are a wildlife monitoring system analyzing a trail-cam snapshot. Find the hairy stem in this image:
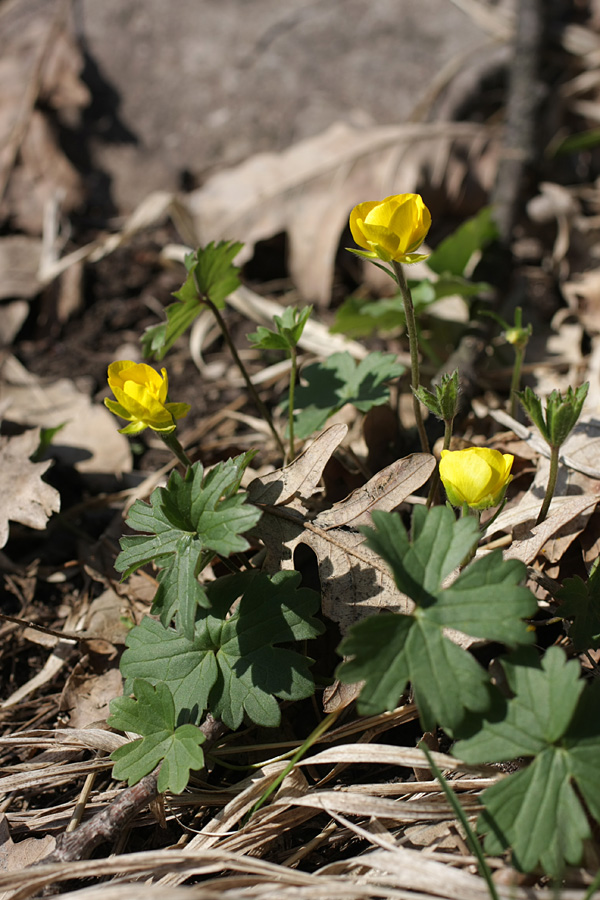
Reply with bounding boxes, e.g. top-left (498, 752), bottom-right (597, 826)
top-left (206, 298), bottom-right (286, 458)
top-left (536, 444), bottom-right (559, 525)
top-left (160, 431), bottom-right (193, 469)
top-left (391, 261), bottom-right (429, 454)
top-left (509, 345), bottom-right (525, 419)
top-left (426, 418), bottom-right (454, 508)
top-left (288, 345), bottom-right (298, 461)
